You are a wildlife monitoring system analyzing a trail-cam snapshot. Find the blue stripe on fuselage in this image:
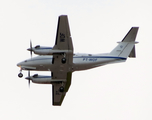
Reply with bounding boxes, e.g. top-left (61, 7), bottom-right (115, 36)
top-left (73, 56), bottom-right (126, 60)
top-left (29, 56), bottom-right (126, 62)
